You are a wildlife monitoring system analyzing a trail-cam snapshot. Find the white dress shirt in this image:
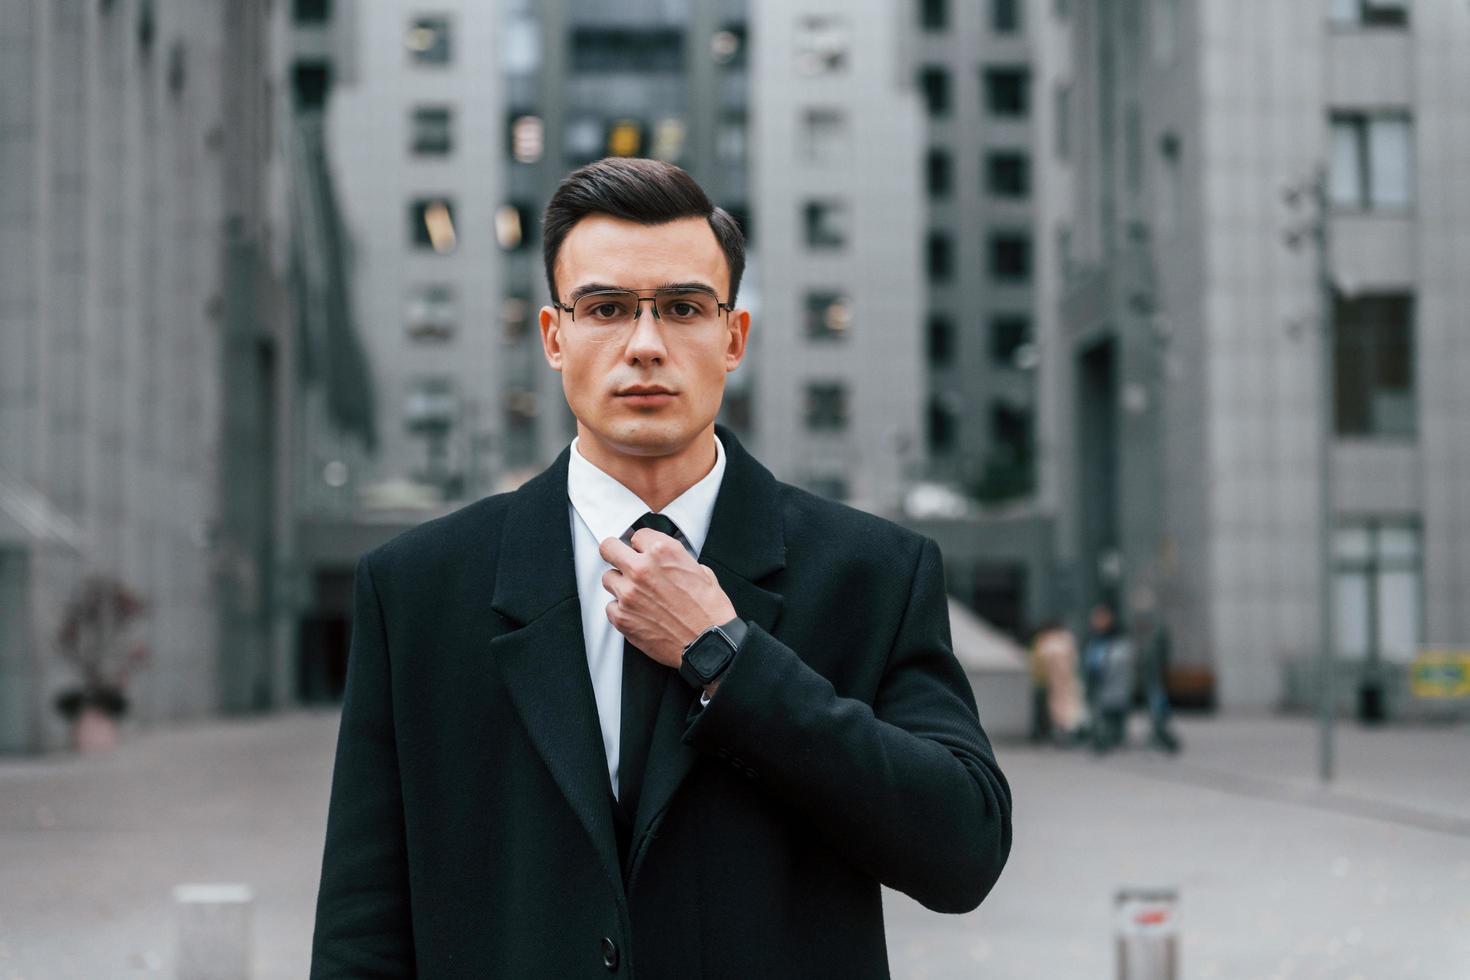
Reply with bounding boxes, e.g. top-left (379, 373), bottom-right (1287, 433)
top-left (567, 434), bottom-right (727, 799)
